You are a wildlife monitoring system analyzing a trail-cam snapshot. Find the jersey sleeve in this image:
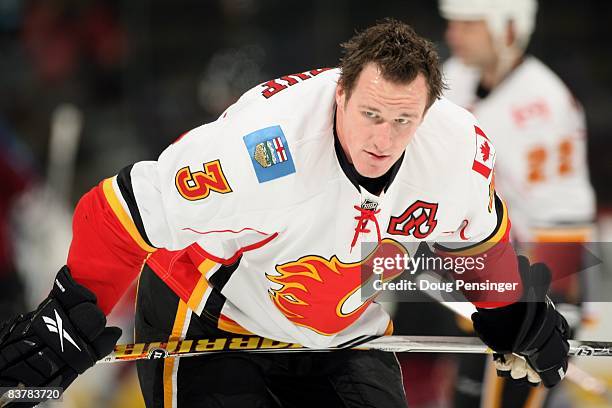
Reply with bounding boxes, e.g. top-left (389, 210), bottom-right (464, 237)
top-left (67, 123), bottom-right (245, 314)
top-left (67, 175), bottom-right (156, 315)
top-left (434, 125), bottom-right (521, 308)
top-left (66, 69), bottom-right (336, 314)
